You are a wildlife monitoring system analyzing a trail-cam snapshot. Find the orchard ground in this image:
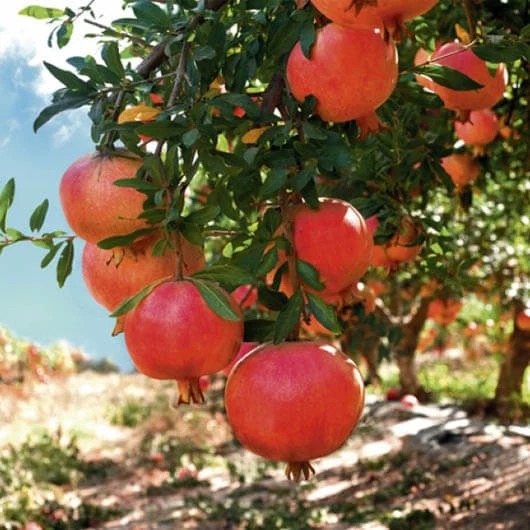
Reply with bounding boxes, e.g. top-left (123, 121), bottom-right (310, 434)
top-left (1, 333), bottom-right (528, 530)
